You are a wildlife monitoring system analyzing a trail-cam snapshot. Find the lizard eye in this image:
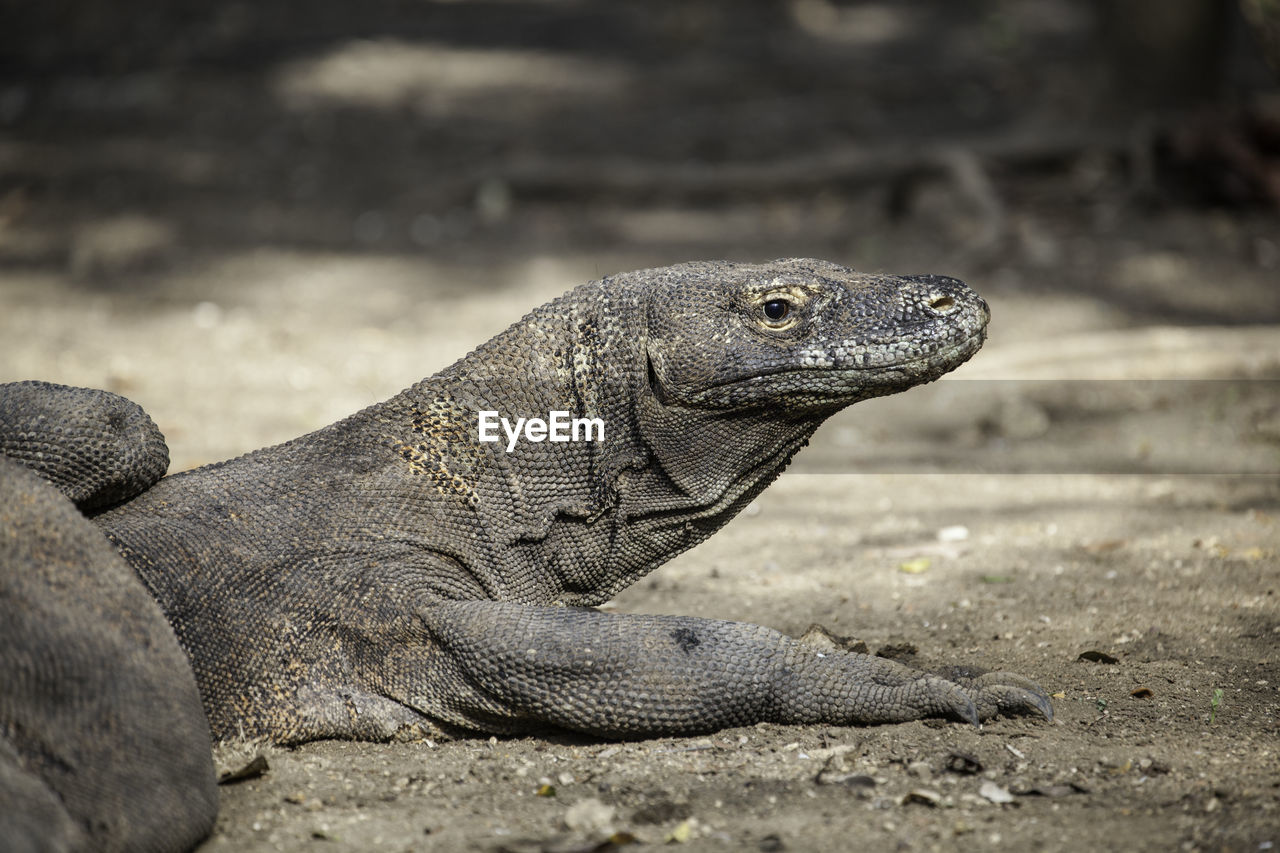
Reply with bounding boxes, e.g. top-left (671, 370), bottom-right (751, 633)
top-left (762, 299), bottom-right (791, 322)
